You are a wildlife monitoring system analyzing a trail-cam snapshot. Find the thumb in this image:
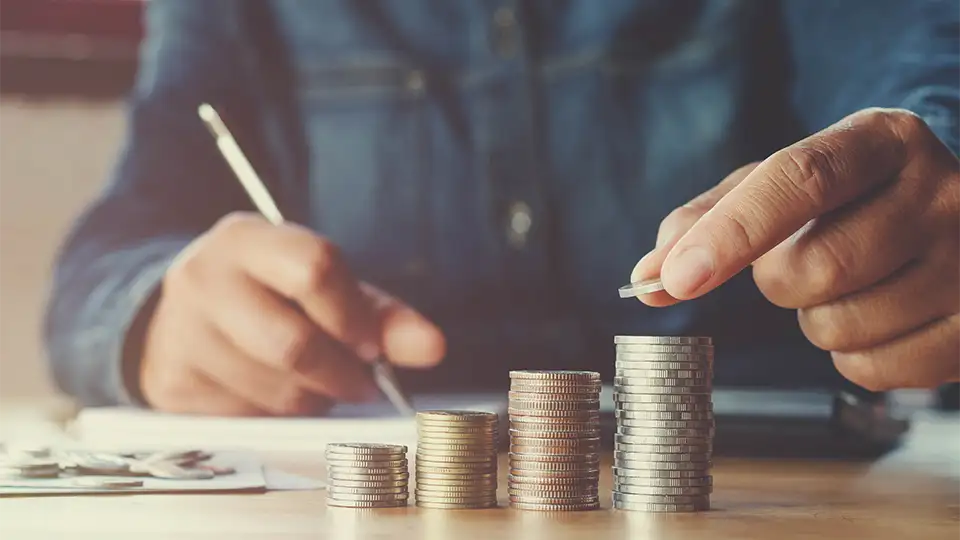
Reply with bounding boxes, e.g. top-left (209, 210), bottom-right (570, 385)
top-left (360, 283), bottom-right (446, 369)
top-left (631, 162), bottom-right (760, 306)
